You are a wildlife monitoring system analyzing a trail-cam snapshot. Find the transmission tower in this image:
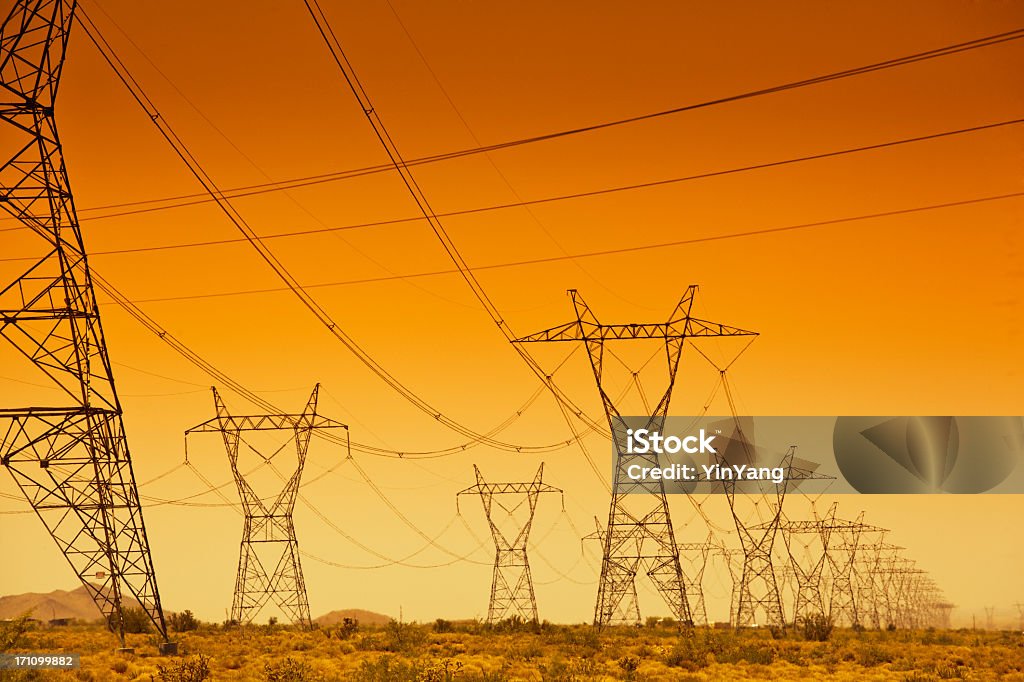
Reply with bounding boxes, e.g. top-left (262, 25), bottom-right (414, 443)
top-left (713, 438), bottom-right (830, 628)
top-left (854, 539), bottom-right (902, 629)
top-left (515, 287), bottom-right (756, 626)
top-left (184, 386), bottom-right (346, 627)
top-left (581, 517), bottom-right (640, 624)
top-left (772, 517), bottom-right (831, 625)
top-left (820, 508), bottom-right (883, 627)
top-left (677, 538), bottom-right (715, 626)
top-left (0, 0), bottom-right (172, 651)
top-left (457, 463), bottom-right (562, 623)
